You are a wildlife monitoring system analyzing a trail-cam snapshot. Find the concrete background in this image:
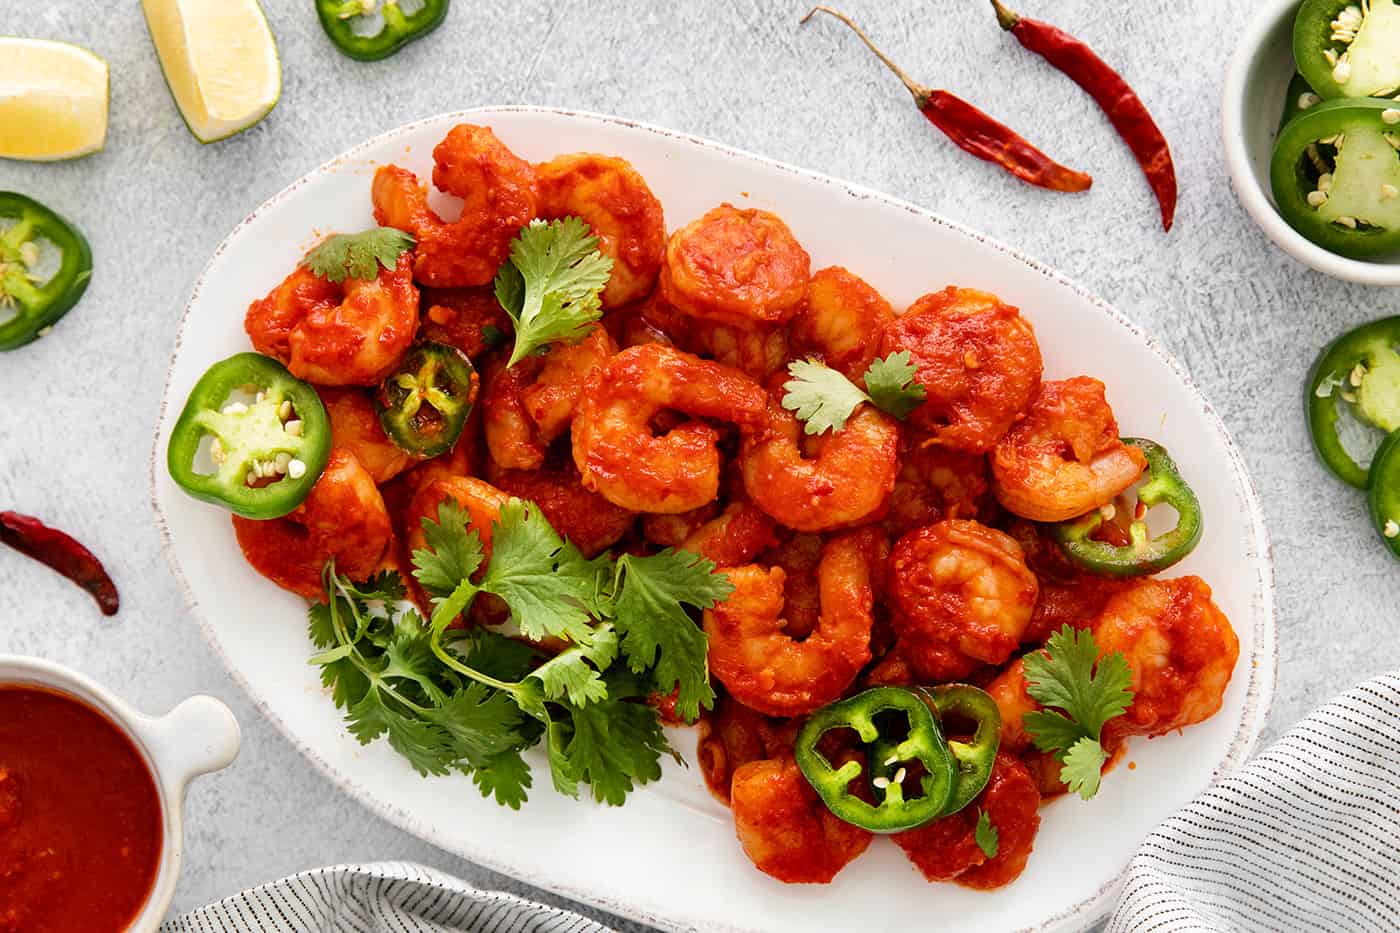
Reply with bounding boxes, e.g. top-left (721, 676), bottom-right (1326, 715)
top-left (0, 0), bottom-right (1390, 928)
